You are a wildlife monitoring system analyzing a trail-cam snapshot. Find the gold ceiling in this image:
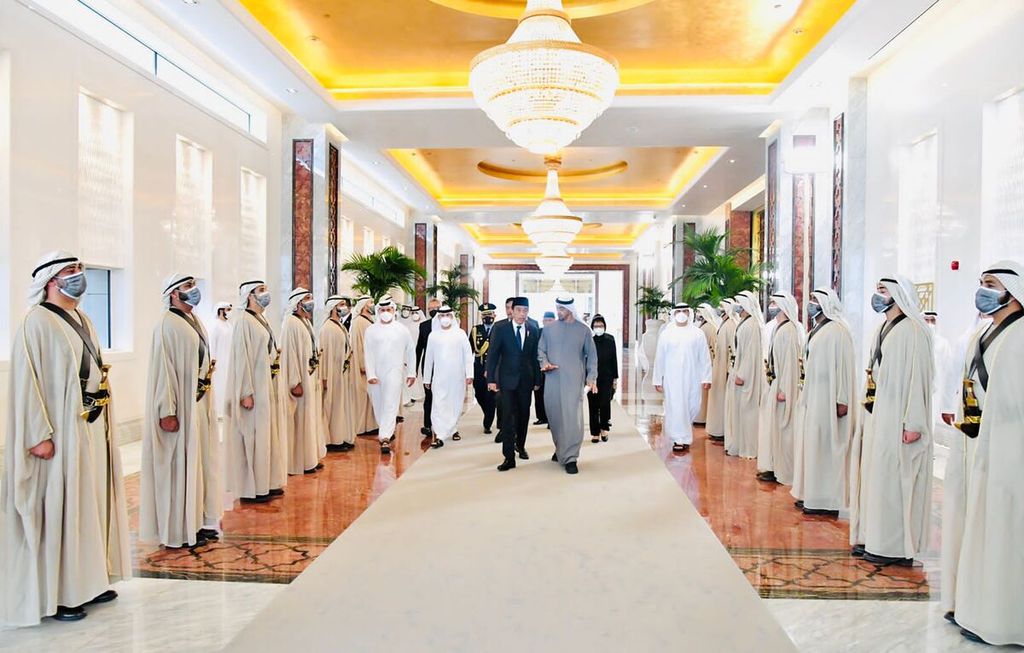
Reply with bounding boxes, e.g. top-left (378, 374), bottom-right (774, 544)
top-left (388, 146), bottom-right (723, 208)
top-left (463, 222), bottom-right (649, 248)
top-left (238, 0), bottom-right (857, 99)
